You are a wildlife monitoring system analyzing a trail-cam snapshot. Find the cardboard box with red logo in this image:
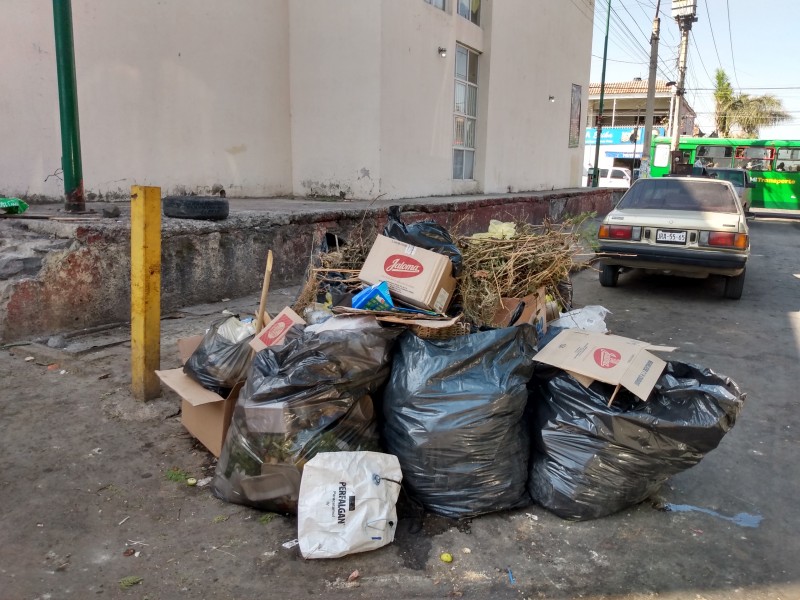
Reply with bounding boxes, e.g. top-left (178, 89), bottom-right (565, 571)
top-left (532, 329), bottom-right (676, 401)
top-left (358, 234), bottom-right (457, 314)
top-left (249, 307), bottom-right (306, 353)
